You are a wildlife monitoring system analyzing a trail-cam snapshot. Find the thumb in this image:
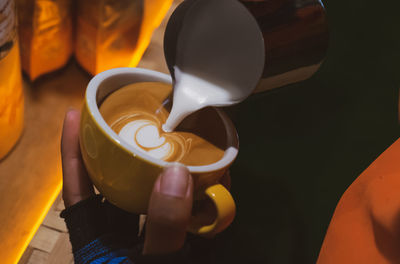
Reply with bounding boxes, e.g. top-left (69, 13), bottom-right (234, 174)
top-left (143, 165), bottom-right (193, 255)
